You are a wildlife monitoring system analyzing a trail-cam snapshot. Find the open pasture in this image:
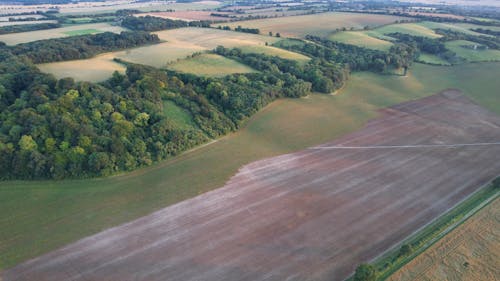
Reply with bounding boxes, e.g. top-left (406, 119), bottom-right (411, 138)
top-left (417, 53), bottom-right (451, 65)
top-left (369, 22), bottom-right (441, 38)
top-left (329, 31), bottom-right (394, 51)
top-left (167, 53), bottom-right (257, 77)
top-left (0, 23), bottom-right (126, 45)
top-left (1, 62), bottom-right (499, 271)
top-left (418, 21), bottom-right (496, 37)
top-left (445, 40), bottom-right (500, 62)
top-left (218, 12), bottom-right (406, 38)
top-left (37, 53), bottom-right (126, 82)
top-left (389, 197), bottom-right (500, 281)
top-left (4, 90), bottom-right (500, 281)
